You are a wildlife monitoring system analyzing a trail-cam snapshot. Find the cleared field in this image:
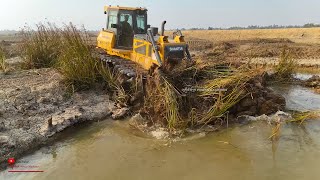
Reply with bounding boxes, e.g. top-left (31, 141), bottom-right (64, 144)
top-left (0, 34), bottom-right (22, 42)
top-left (176, 28), bottom-right (320, 65)
top-left (1, 28), bottom-right (320, 65)
top-left (182, 28), bottom-right (320, 44)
